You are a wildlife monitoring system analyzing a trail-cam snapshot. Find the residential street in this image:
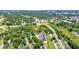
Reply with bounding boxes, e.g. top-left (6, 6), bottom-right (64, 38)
top-left (45, 24), bottom-right (65, 49)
